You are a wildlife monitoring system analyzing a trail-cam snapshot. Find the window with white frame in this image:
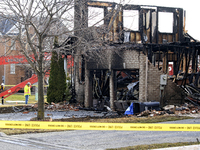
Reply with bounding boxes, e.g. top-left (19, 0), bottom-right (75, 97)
top-left (10, 39), bottom-right (16, 50)
top-left (10, 64), bottom-right (15, 74)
